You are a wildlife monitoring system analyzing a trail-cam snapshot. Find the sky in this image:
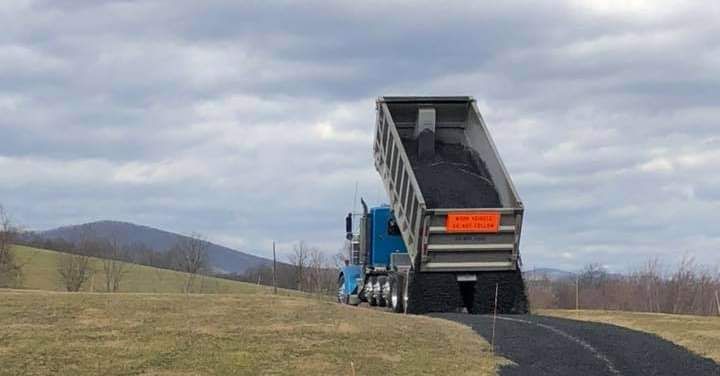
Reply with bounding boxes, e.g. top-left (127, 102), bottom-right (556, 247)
top-left (1, 0), bottom-right (719, 272)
